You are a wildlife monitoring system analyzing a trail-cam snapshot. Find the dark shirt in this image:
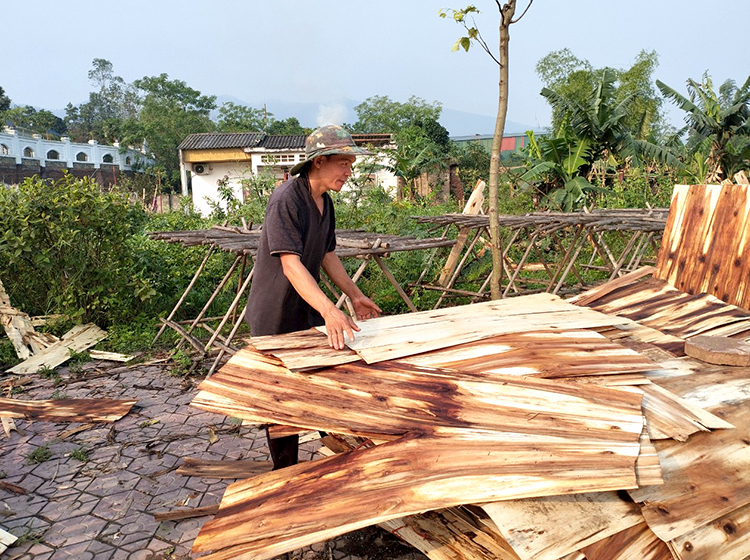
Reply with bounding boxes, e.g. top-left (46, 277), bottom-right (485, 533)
top-left (246, 174), bottom-right (336, 336)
